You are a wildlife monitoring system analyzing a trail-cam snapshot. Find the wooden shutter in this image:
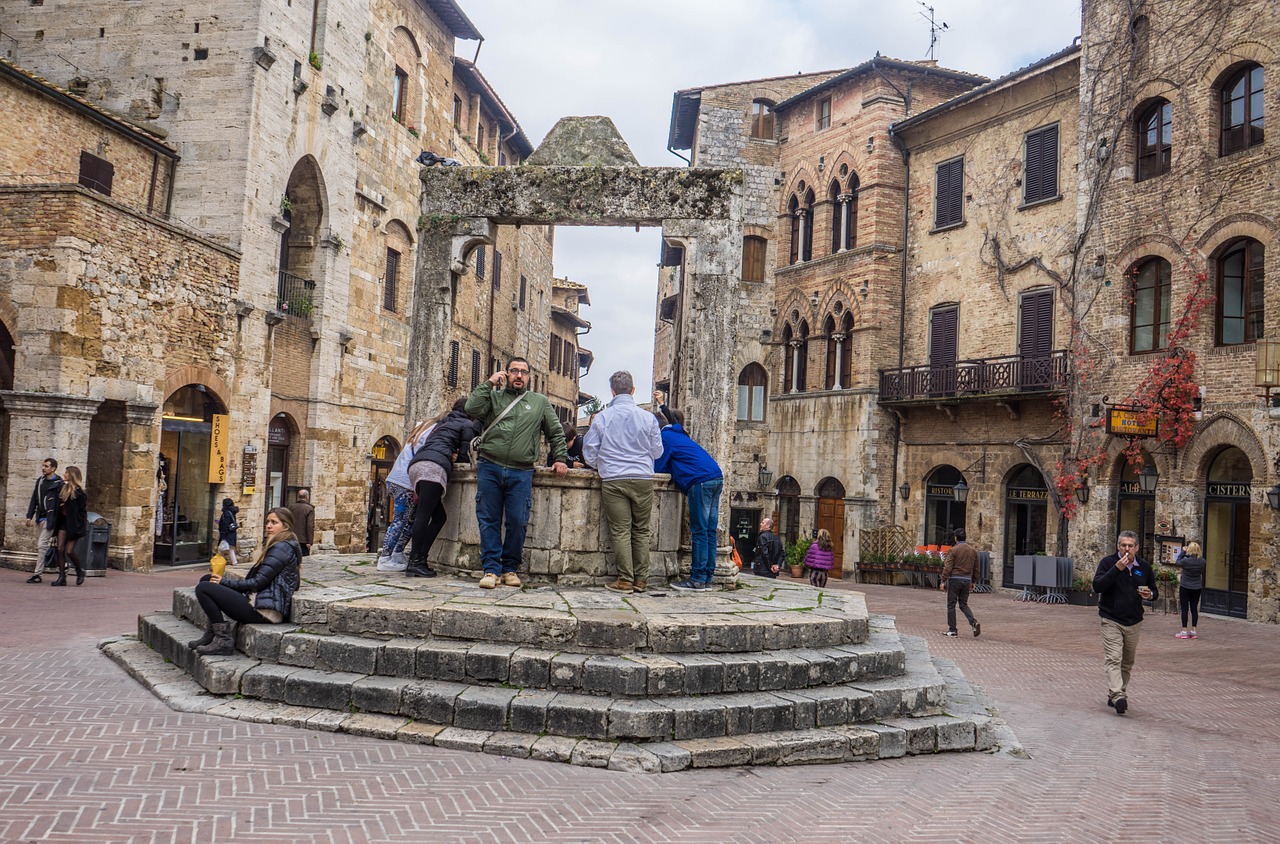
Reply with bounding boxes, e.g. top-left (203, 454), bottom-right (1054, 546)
top-left (383, 248), bottom-right (400, 312)
top-left (519, 276), bottom-right (527, 309)
top-left (743, 236), bottom-right (766, 282)
top-left (1025, 125), bottom-right (1059, 204)
top-left (475, 247), bottom-right (486, 280)
top-left (493, 250), bottom-right (502, 290)
top-left (929, 305), bottom-right (958, 395)
top-left (448, 341), bottom-right (459, 386)
top-left (1019, 289), bottom-right (1054, 389)
top-left (78, 151), bottom-right (114, 196)
top-left (934, 159), bottom-right (963, 228)
top-left (471, 349), bottom-right (481, 389)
